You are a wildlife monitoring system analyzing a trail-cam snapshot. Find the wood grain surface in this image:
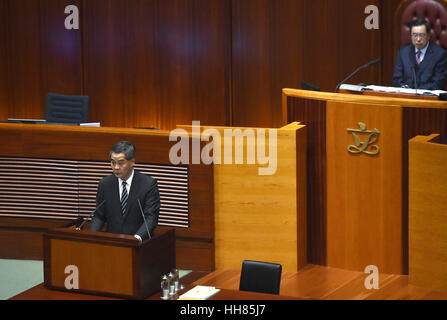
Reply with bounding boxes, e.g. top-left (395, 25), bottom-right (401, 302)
top-left (191, 265), bottom-right (447, 300)
top-left (326, 101), bottom-right (403, 274)
top-left (50, 239), bottom-right (134, 296)
top-left (10, 265), bottom-right (447, 300)
top-left (177, 123), bottom-right (307, 271)
top-left (285, 89), bottom-right (447, 275)
top-left (409, 134), bottom-right (447, 291)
